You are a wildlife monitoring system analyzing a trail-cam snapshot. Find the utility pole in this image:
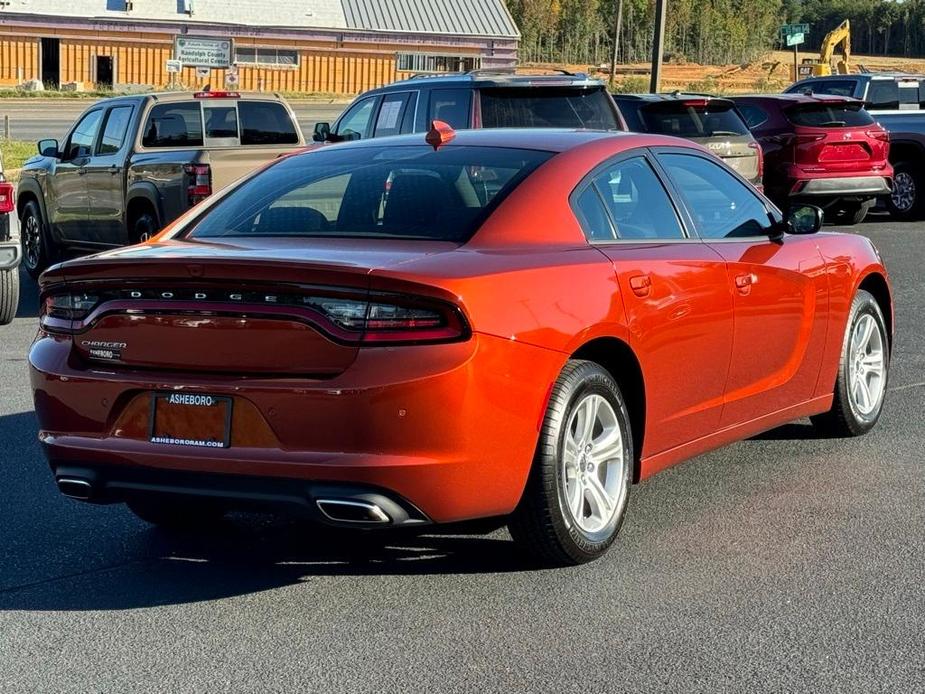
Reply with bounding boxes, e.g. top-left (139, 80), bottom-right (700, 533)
top-left (609, 0), bottom-right (624, 87)
top-left (649, 0), bottom-right (667, 93)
